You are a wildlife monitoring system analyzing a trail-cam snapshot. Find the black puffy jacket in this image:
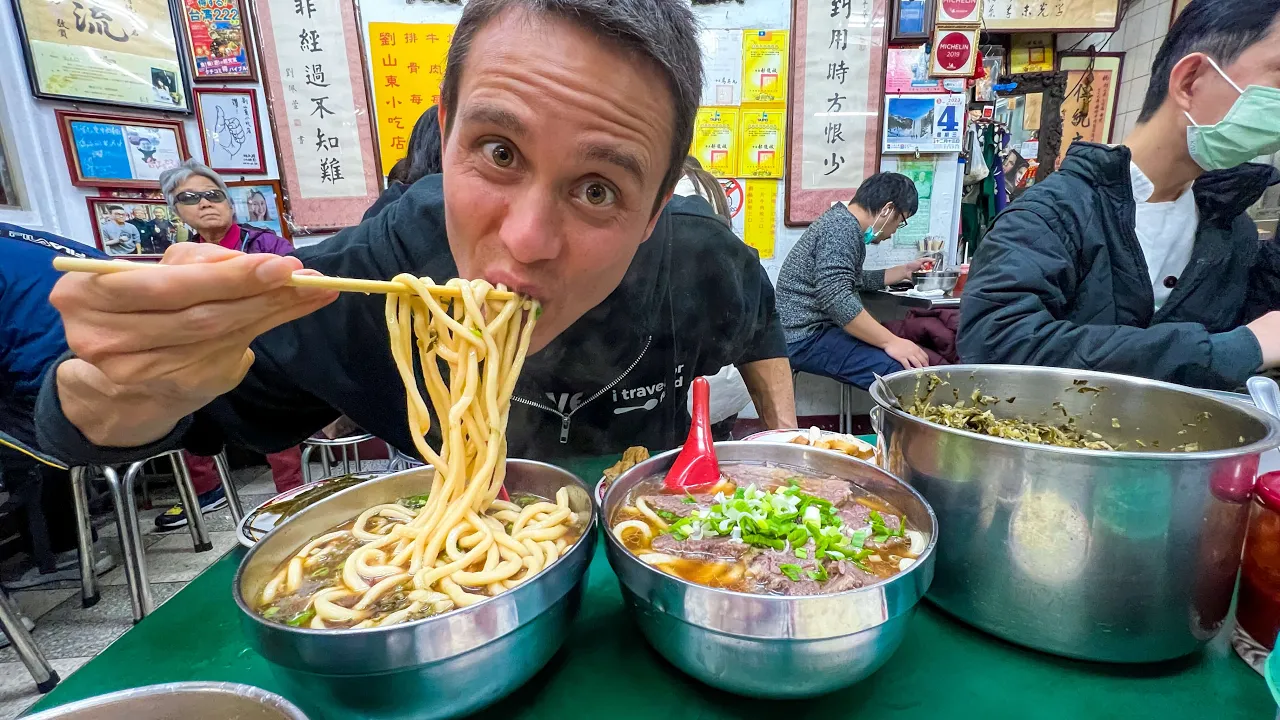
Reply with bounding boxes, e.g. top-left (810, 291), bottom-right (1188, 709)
top-left (959, 142), bottom-right (1280, 390)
